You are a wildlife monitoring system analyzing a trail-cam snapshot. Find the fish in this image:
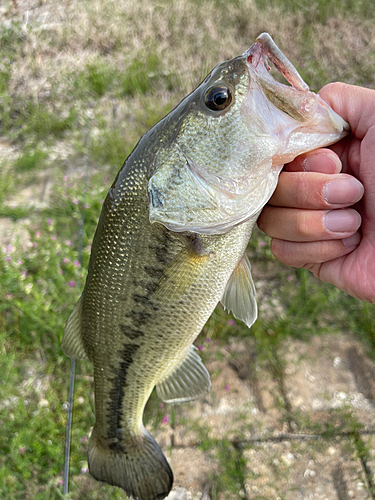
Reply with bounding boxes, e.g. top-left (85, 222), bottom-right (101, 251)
top-left (62, 33), bottom-right (348, 500)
